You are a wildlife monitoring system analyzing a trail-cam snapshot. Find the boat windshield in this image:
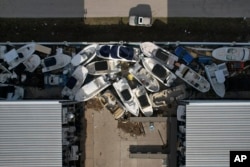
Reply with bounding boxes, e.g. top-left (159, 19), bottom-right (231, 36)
top-left (181, 67), bottom-right (189, 78)
top-left (155, 49), bottom-right (169, 62)
top-left (66, 76), bottom-right (77, 89)
top-left (110, 45), bottom-right (119, 58)
top-left (95, 61), bottom-right (108, 71)
top-left (121, 89), bottom-right (132, 101)
top-left (99, 45), bottom-right (111, 57)
top-left (119, 46), bottom-right (134, 60)
top-left (152, 64), bottom-right (166, 78)
top-left (44, 57), bottom-right (56, 67)
top-left (138, 94), bottom-right (150, 108)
